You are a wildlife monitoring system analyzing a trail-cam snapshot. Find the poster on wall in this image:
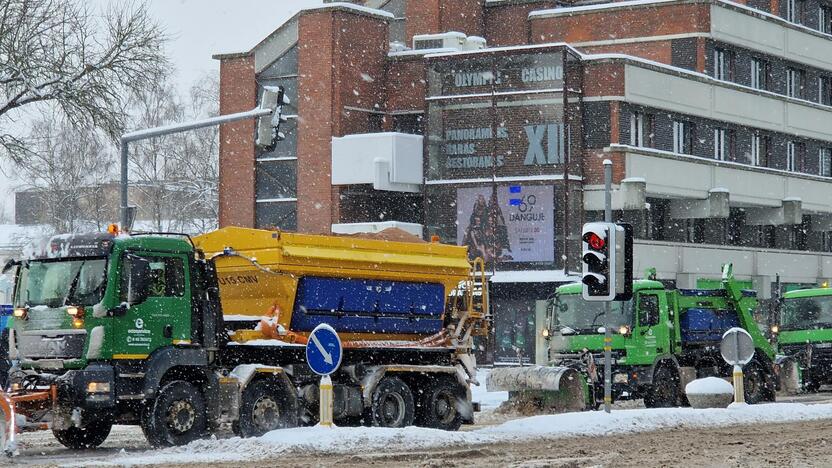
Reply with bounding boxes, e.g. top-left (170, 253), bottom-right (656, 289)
top-left (456, 185), bottom-right (554, 264)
